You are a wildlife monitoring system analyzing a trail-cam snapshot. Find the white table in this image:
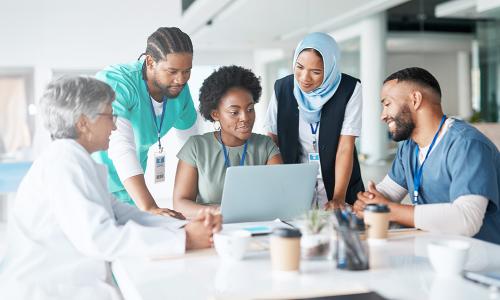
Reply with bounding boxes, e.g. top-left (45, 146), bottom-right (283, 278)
top-left (112, 223), bottom-right (500, 300)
